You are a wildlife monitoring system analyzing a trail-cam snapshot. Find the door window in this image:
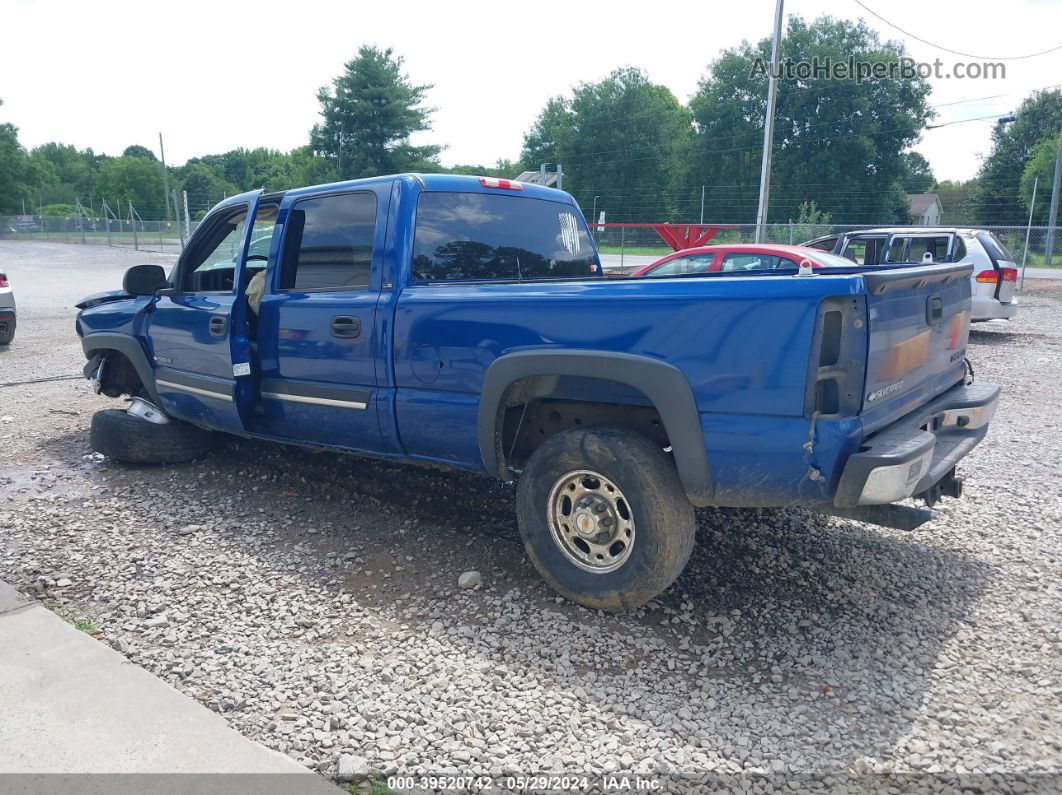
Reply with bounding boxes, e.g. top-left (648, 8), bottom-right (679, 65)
top-left (645, 254), bottom-right (714, 276)
top-left (719, 253), bottom-right (788, 272)
top-left (180, 206), bottom-right (251, 293)
top-left (279, 192), bottom-right (377, 291)
top-left (907, 236), bottom-right (951, 262)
